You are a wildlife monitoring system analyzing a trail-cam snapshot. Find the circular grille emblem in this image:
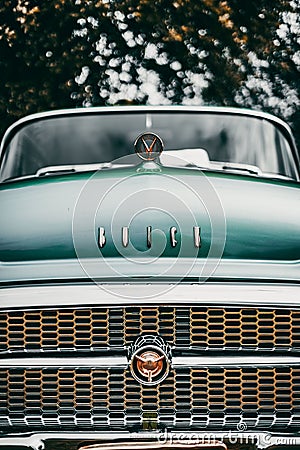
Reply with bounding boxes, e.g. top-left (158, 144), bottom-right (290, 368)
top-left (129, 336), bottom-right (170, 385)
top-left (134, 132), bottom-right (164, 161)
